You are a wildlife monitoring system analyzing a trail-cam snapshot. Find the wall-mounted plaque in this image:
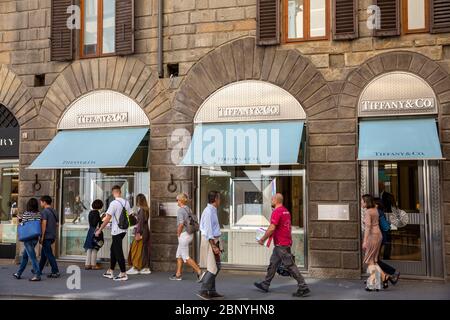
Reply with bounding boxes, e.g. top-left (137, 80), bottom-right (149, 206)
top-left (158, 202), bottom-right (179, 217)
top-left (318, 204), bottom-right (349, 221)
